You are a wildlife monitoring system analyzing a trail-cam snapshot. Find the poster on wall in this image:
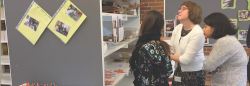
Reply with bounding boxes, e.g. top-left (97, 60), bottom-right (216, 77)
top-left (112, 14), bottom-right (118, 43)
top-left (15, 1), bottom-right (52, 45)
top-left (174, 15), bottom-right (181, 27)
top-left (229, 18), bottom-right (237, 29)
top-left (248, 0), bottom-right (250, 10)
top-left (221, 0), bottom-right (236, 9)
top-left (238, 10), bottom-right (250, 21)
top-left (166, 32), bottom-right (172, 37)
top-left (238, 30), bottom-right (248, 41)
top-left (47, 0), bottom-right (87, 44)
top-left (118, 15), bottom-right (124, 42)
top-left (166, 20), bottom-right (174, 32)
top-left (204, 38), bottom-right (209, 44)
